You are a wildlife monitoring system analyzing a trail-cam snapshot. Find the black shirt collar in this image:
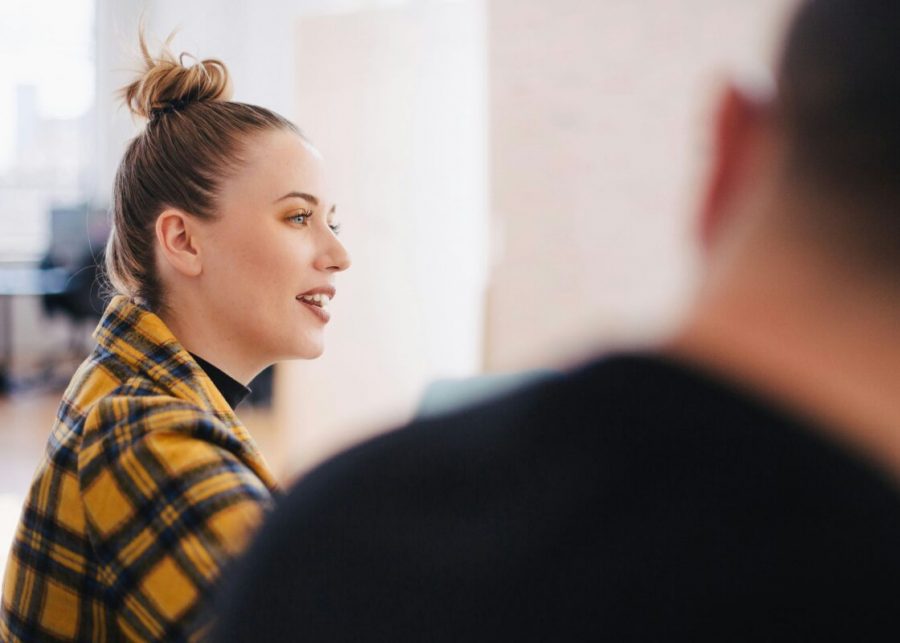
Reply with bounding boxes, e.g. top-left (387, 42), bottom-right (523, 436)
top-left (189, 353), bottom-right (252, 410)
